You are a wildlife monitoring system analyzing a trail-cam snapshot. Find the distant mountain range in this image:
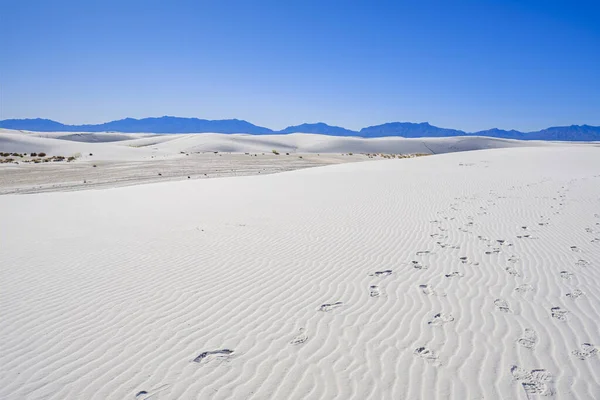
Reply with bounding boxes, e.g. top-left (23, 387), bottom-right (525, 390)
top-left (1, 117), bottom-right (599, 141)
